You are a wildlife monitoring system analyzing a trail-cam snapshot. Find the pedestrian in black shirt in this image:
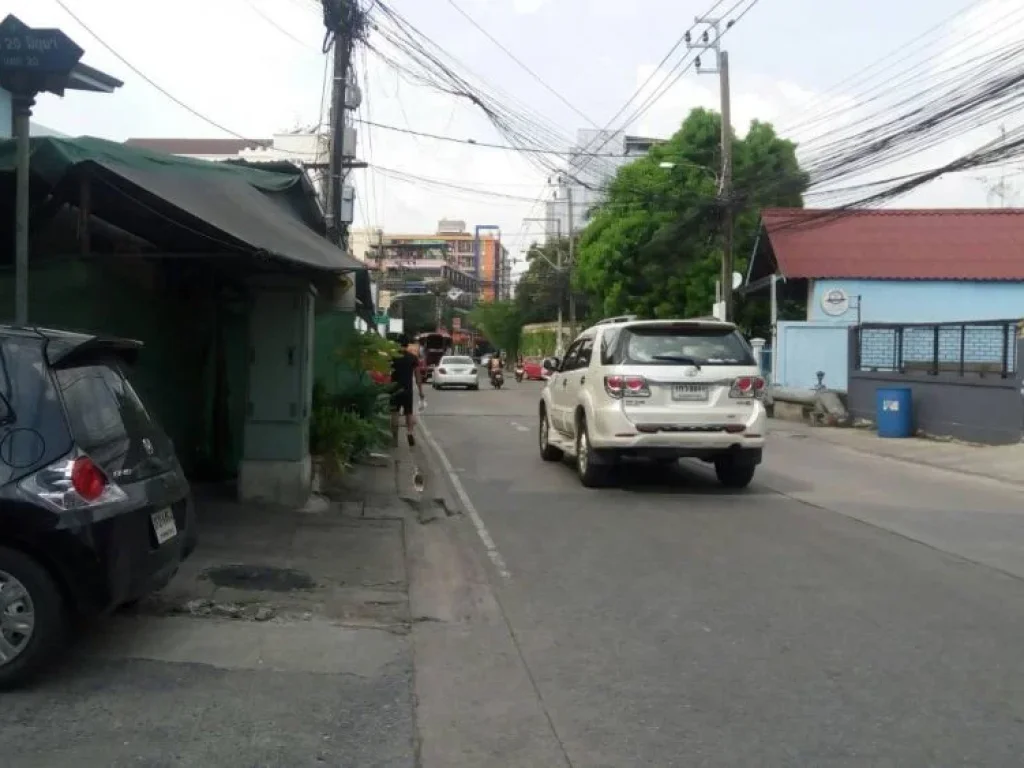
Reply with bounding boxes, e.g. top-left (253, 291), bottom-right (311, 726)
top-left (390, 335), bottom-right (424, 448)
